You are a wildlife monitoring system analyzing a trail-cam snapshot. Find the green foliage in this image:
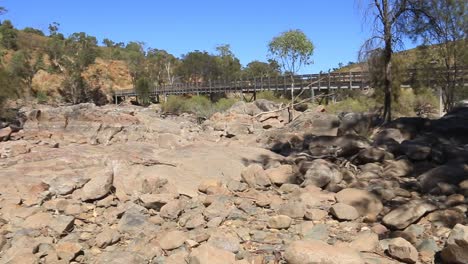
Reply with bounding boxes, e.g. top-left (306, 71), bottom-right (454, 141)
top-left (256, 91), bottom-right (289, 104)
top-left (146, 48), bottom-right (178, 85)
top-left (124, 41), bottom-right (146, 85)
top-left (8, 50), bottom-right (35, 93)
top-left (162, 95), bottom-right (238, 118)
top-left (243, 60), bottom-right (281, 78)
top-left (0, 67), bottom-right (16, 111)
top-left (135, 77), bottom-right (151, 105)
top-left (326, 95), bottom-right (378, 114)
top-left (215, 44), bottom-right (241, 80)
top-left (22, 27), bottom-right (45, 36)
top-left (0, 20), bottom-right (18, 50)
top-left (177, 50), bottom-right (219, 82)
top-left (268, 29), bottom-right (314, 74)
top-left (36, 90), bottom-right (48, 104)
